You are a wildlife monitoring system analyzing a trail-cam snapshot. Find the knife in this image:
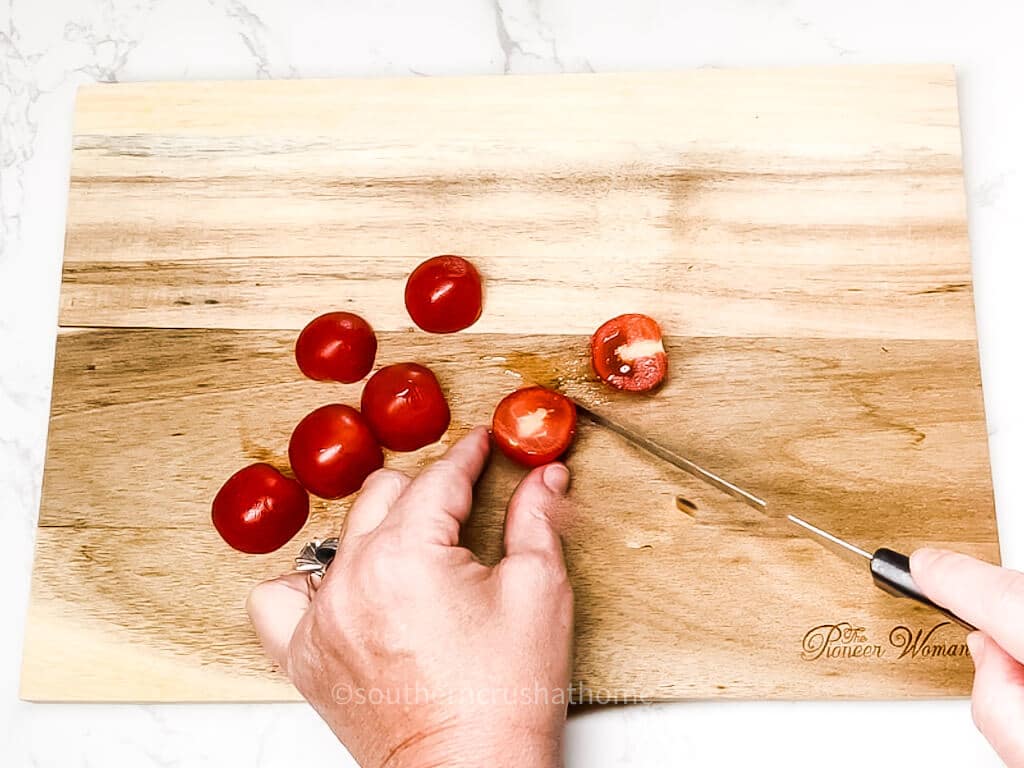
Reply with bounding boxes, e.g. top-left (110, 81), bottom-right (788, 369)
top-left (575, 403), bottom-right (973, 630)
top-left (785, 514), bottom-right (976, 631)
top-left (574, 403), bottom-right (767, 512)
